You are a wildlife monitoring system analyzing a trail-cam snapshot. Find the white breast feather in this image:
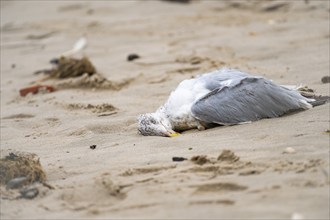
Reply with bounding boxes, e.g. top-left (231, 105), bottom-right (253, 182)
top-left (161, 78), bottom-right (210, 118)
